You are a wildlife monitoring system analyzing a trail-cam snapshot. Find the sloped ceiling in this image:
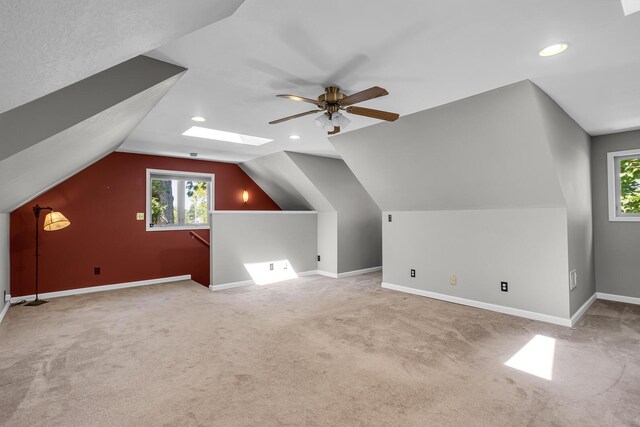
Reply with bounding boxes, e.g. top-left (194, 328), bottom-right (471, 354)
top-left (240, 152), bottom-right (331, 212)
top-left (122, 0), bottom-right (640, 163)
top-left (0, 0), bottom-right (244, 114)
top-left (330, 80), bottom-right (566, 212)
top-left (240, 151), bottom-right (377, 214)
top-left (0, 57), bottom-right (185, 212)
